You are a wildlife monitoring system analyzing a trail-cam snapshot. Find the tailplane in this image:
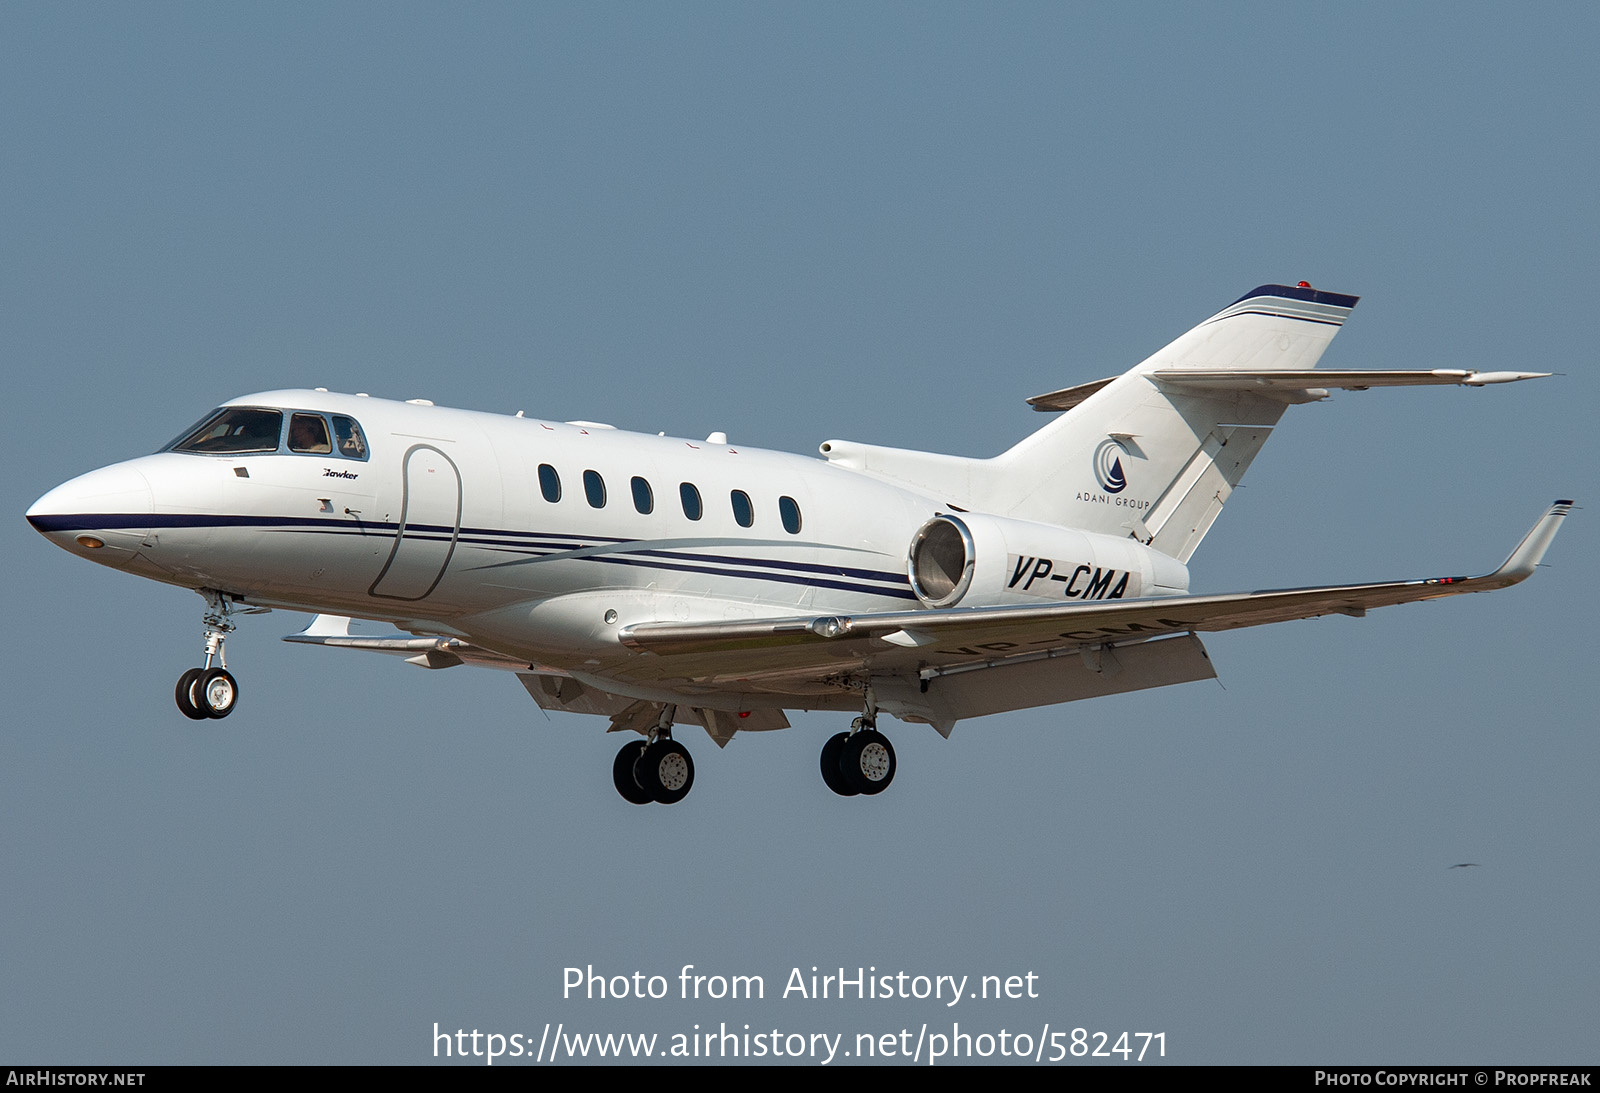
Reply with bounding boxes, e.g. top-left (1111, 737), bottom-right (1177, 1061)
top-left (824, 283), bottom-right (1539, 564)
top-left (990, 284), bottom-right (1359, 560)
